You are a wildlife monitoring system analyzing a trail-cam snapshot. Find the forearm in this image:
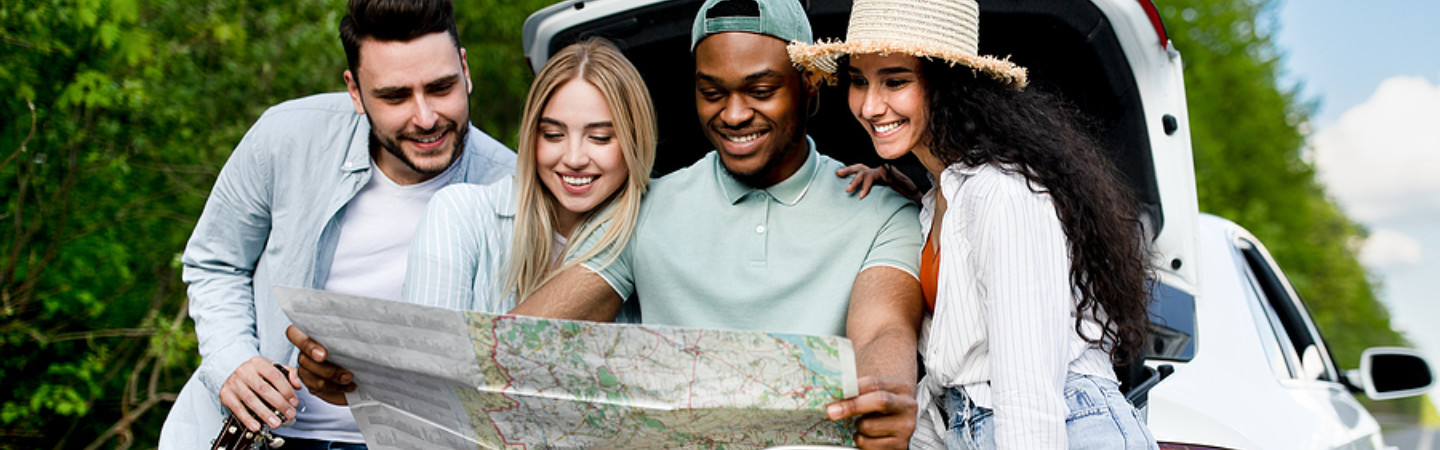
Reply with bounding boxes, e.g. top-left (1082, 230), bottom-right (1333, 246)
top-left (854, 324), bottom-right (918, 385)
top-left (508, 266), bottom-right (621, 322)
top-left (183, 205), bottom-right (269, 393)
top-left (835, 266), bottom-right (924, 449)
top-left (184, 263), bottom-right (262, 394)
top-left (184, 131), bottom-right (274, 393)
top-left (847, 266), bottom-right (924, 384)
